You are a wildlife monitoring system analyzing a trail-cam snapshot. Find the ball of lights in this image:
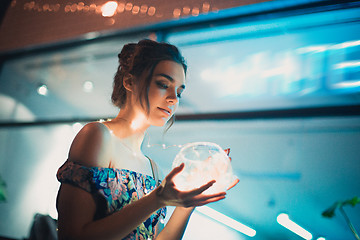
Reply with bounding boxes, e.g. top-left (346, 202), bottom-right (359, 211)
top-left (172, 142), bottom-right (236, 194)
